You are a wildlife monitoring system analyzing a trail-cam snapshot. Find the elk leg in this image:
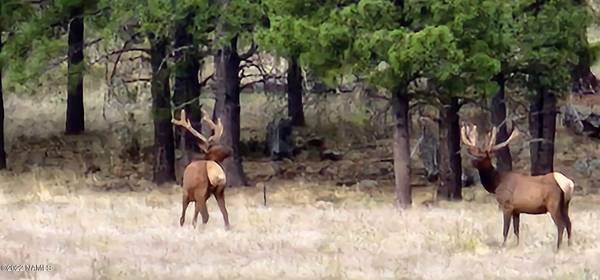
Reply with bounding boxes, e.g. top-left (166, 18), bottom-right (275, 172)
top-left (512, 213), bottom-right (520, 246)
top-left (550, 210), bottom-right (565, 250)
top-left (215, 188), bottom-right (230, 230)
top-left (180, 193), bottom-right (191, 226)
top-left (199, 196), bottom-right (210, 225)
top-left (192, 202), bottom-right (200, 228)
top-left (502, 212), bottom-right (511, 246)
top-left (192, 188), bottom-right (209, 227)
top-left (562, 204), bottom-right (572, 246)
